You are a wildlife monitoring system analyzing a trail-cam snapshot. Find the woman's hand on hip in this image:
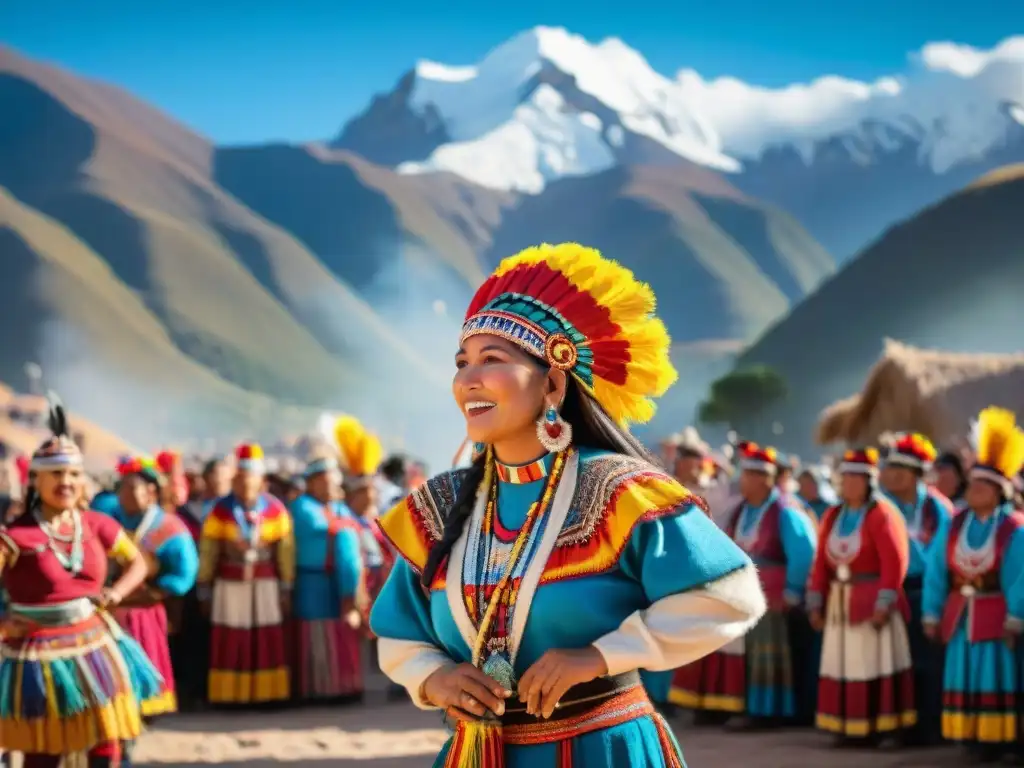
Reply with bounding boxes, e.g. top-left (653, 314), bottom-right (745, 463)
top-left (518, 646), bottom-right (608, 720)
top-left (422, 663), bottom-right (511, 722)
